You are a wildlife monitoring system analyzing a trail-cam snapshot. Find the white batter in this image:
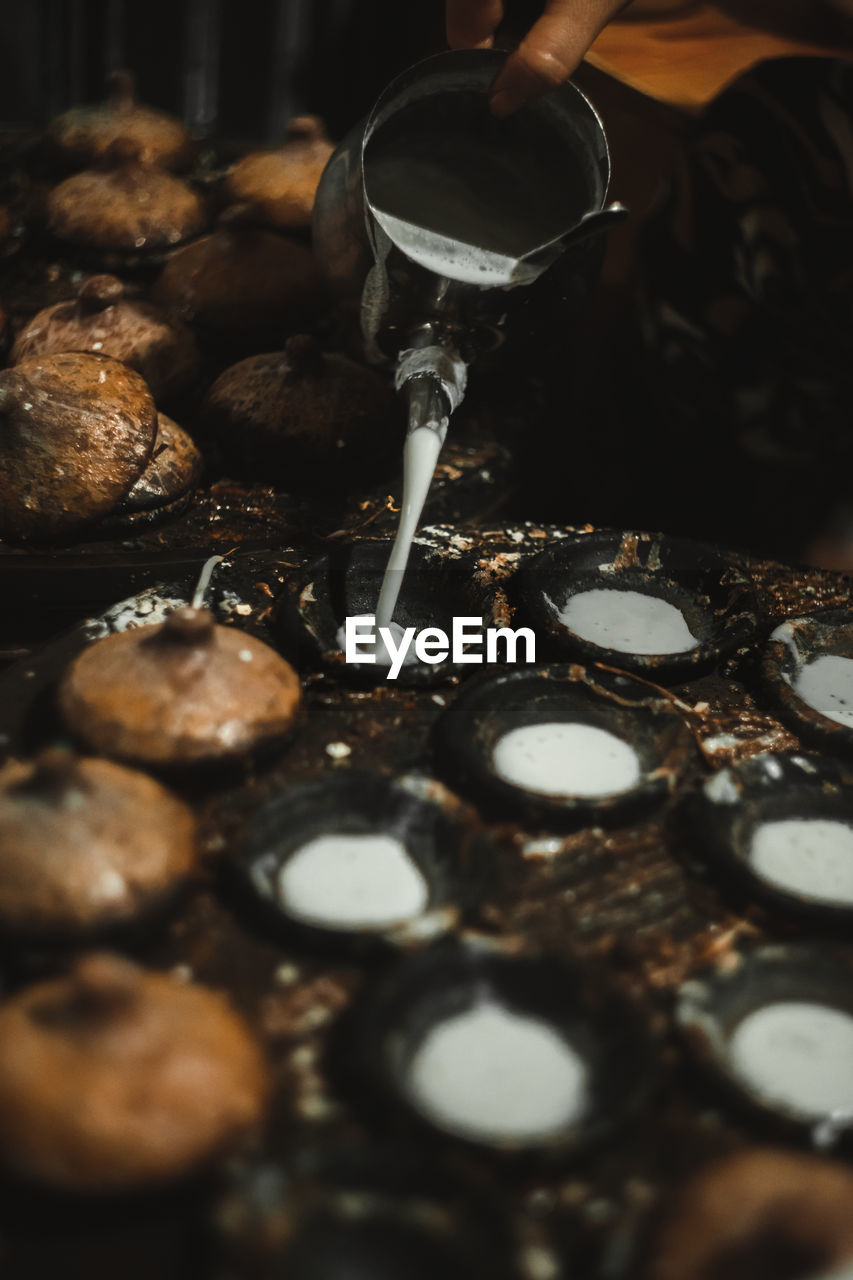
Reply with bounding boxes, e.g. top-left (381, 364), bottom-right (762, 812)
top-left (277, 832), bottom-right (429, 929)
top-left (492, 722), bottom-right (641, 797)
top-left (556, 587), bottom-right (699, 656)
top-left (729, 1001), bottom-right (853, 1119)
top-left (794, 655), bottom-right (853, 728)
top-left (405, 1000), bottom-right (587, 1143)
top-left (340, 423), bottom-right (447, 674)
top-left (374, 210), bottom-right (525, 286)
top-left (748, 818), bottom-right (853, 905)
top-left (375, 426), bottom-right (444, 633)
